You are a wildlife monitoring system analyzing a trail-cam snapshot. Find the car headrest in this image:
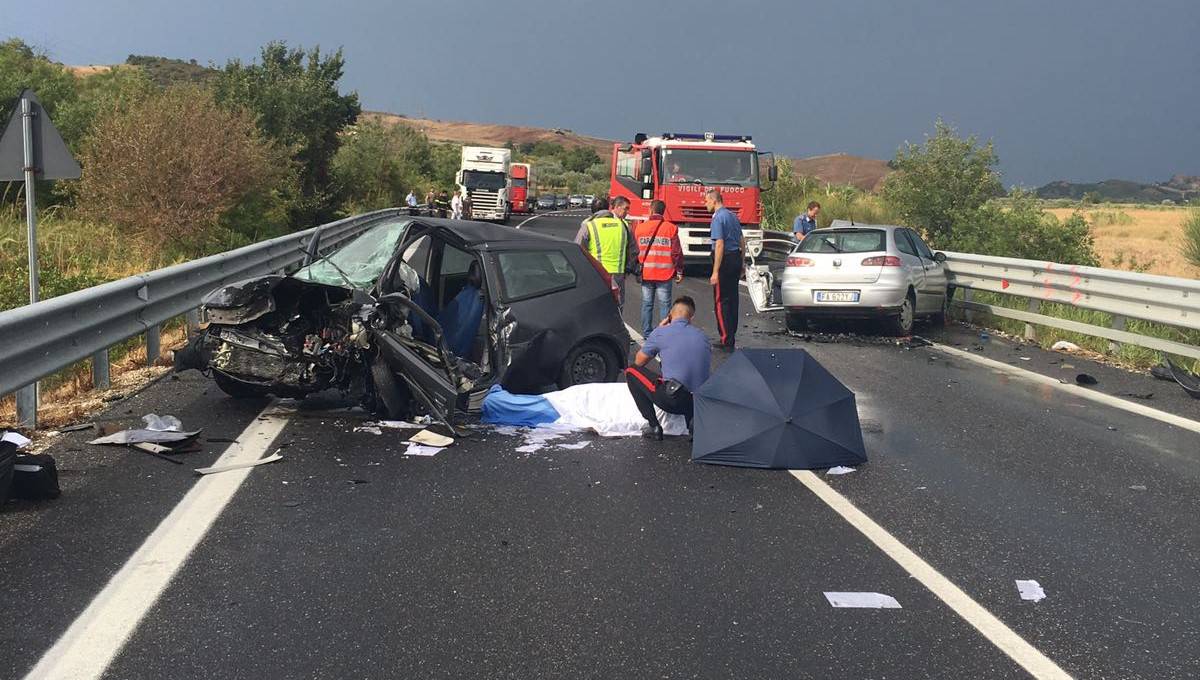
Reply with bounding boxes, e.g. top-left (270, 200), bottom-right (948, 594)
top-left (467, 260), bottom-right (483, 289)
